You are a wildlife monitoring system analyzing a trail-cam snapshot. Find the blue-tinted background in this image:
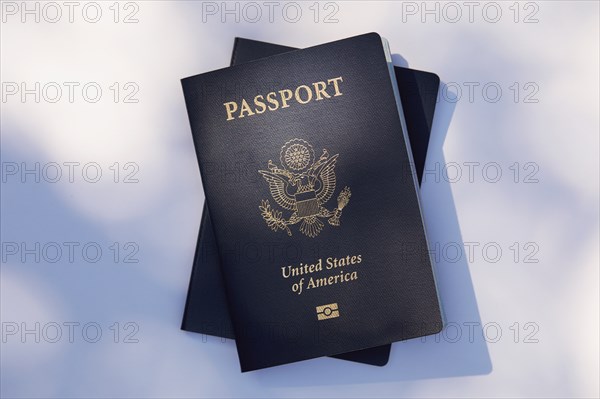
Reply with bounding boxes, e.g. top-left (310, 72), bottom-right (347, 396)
top-left (1, 1), bottom-right (598, 397)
